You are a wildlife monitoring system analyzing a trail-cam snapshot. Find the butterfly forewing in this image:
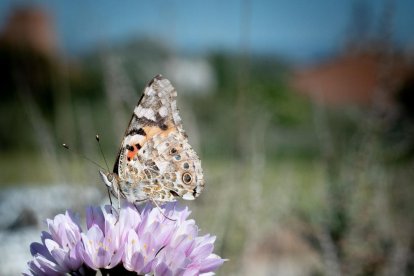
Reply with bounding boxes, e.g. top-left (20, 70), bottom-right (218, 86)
top-left (112, 75), bottom-right (204, 203)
